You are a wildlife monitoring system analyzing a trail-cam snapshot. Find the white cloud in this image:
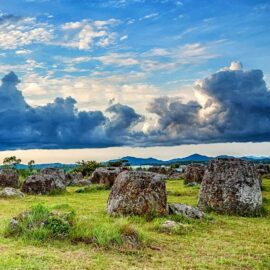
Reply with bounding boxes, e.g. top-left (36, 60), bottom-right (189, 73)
top-left (0, 59), bottom-right (45, 74)
top-left (15, 49), bottom-right (31, 55)
top-left (139, 13), bottom-right (159, 21)
top-left (0, 15), bottom-right (53, 49)
top-left (60, 19), bottom-right (120, 50)
top-left (94, 53), bottom-right (139, 66)
top-left (19, 71), bottom-right (161, 115)
top-left (120, 35), bottom-right (128, 41)
top-left (143, 48), bottom-right (170, 57)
